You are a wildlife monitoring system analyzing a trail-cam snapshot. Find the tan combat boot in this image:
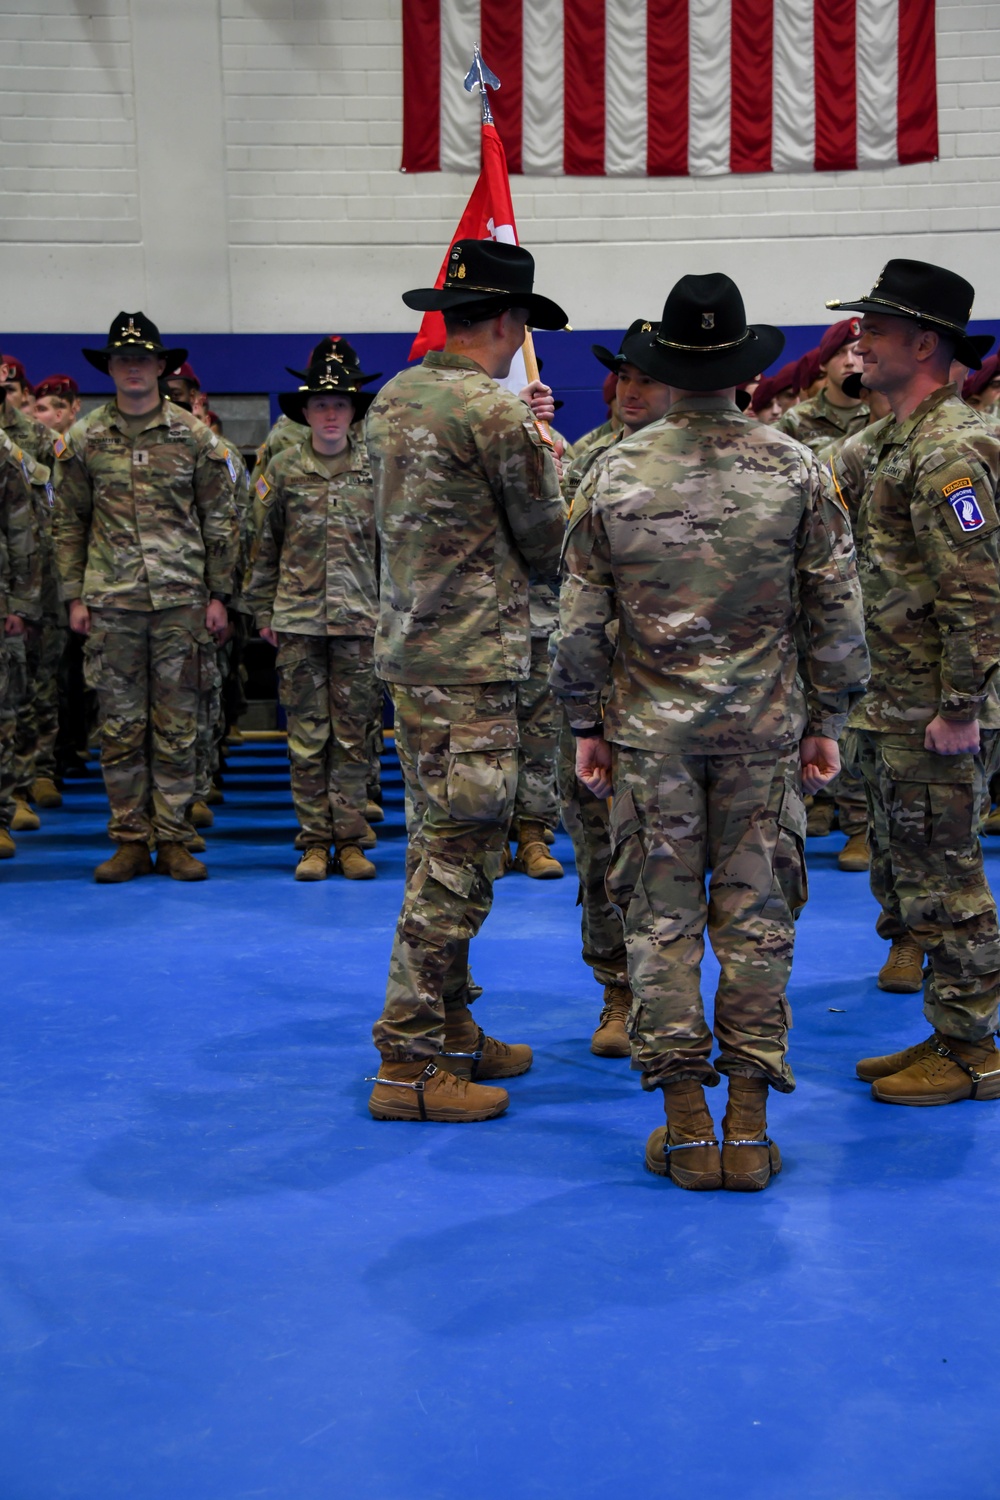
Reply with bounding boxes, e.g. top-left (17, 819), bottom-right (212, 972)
top-left (513, 821), bottom-right (564, 879)
top-left (983, 805), bottom-right (1000, 835)
top-left (877, 937), bottom-right (925, 993)
top-left (31, 776), bottom-right (62, 809)
top-left (155, 842), bottom-right (208, 881)
top-left (806, 798), bottom-right (835, 836)
top-left (439, 1005), bottom-right (533, 1079)
top-left (206, 781), bottom-right (225, 806)
top-left (295, 846), bottom-right (330, 881)
top-left (721, 1076), bottom-right (781, 1191)
top-left (335, 843), bottom-right (376, 879)
top-left (368, 1060), bottom-right (510, 1121)
top-left (837, 832), bottom-right (870, 872)
top-left (0, 828), bottom-right (16, 859)
top-left (11, 798), bottom-right (40, 832)
top-left (870, 1032), bottom-right (1000, 1106)
top-left (365, 799), bottom-right (384, 824)
top-left (856, 1033), bottom-right (944, 1083)
top-left (358, 824), bottom-right (377, 850)
top-left (590, 983), bottom-right (632, 1057)
top-left (646, 1081), bottom-right (722, 1190)
top-left (189, 799), bottom-right (214, 829)
top-left (95, 843), bottom-right (153, 883)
